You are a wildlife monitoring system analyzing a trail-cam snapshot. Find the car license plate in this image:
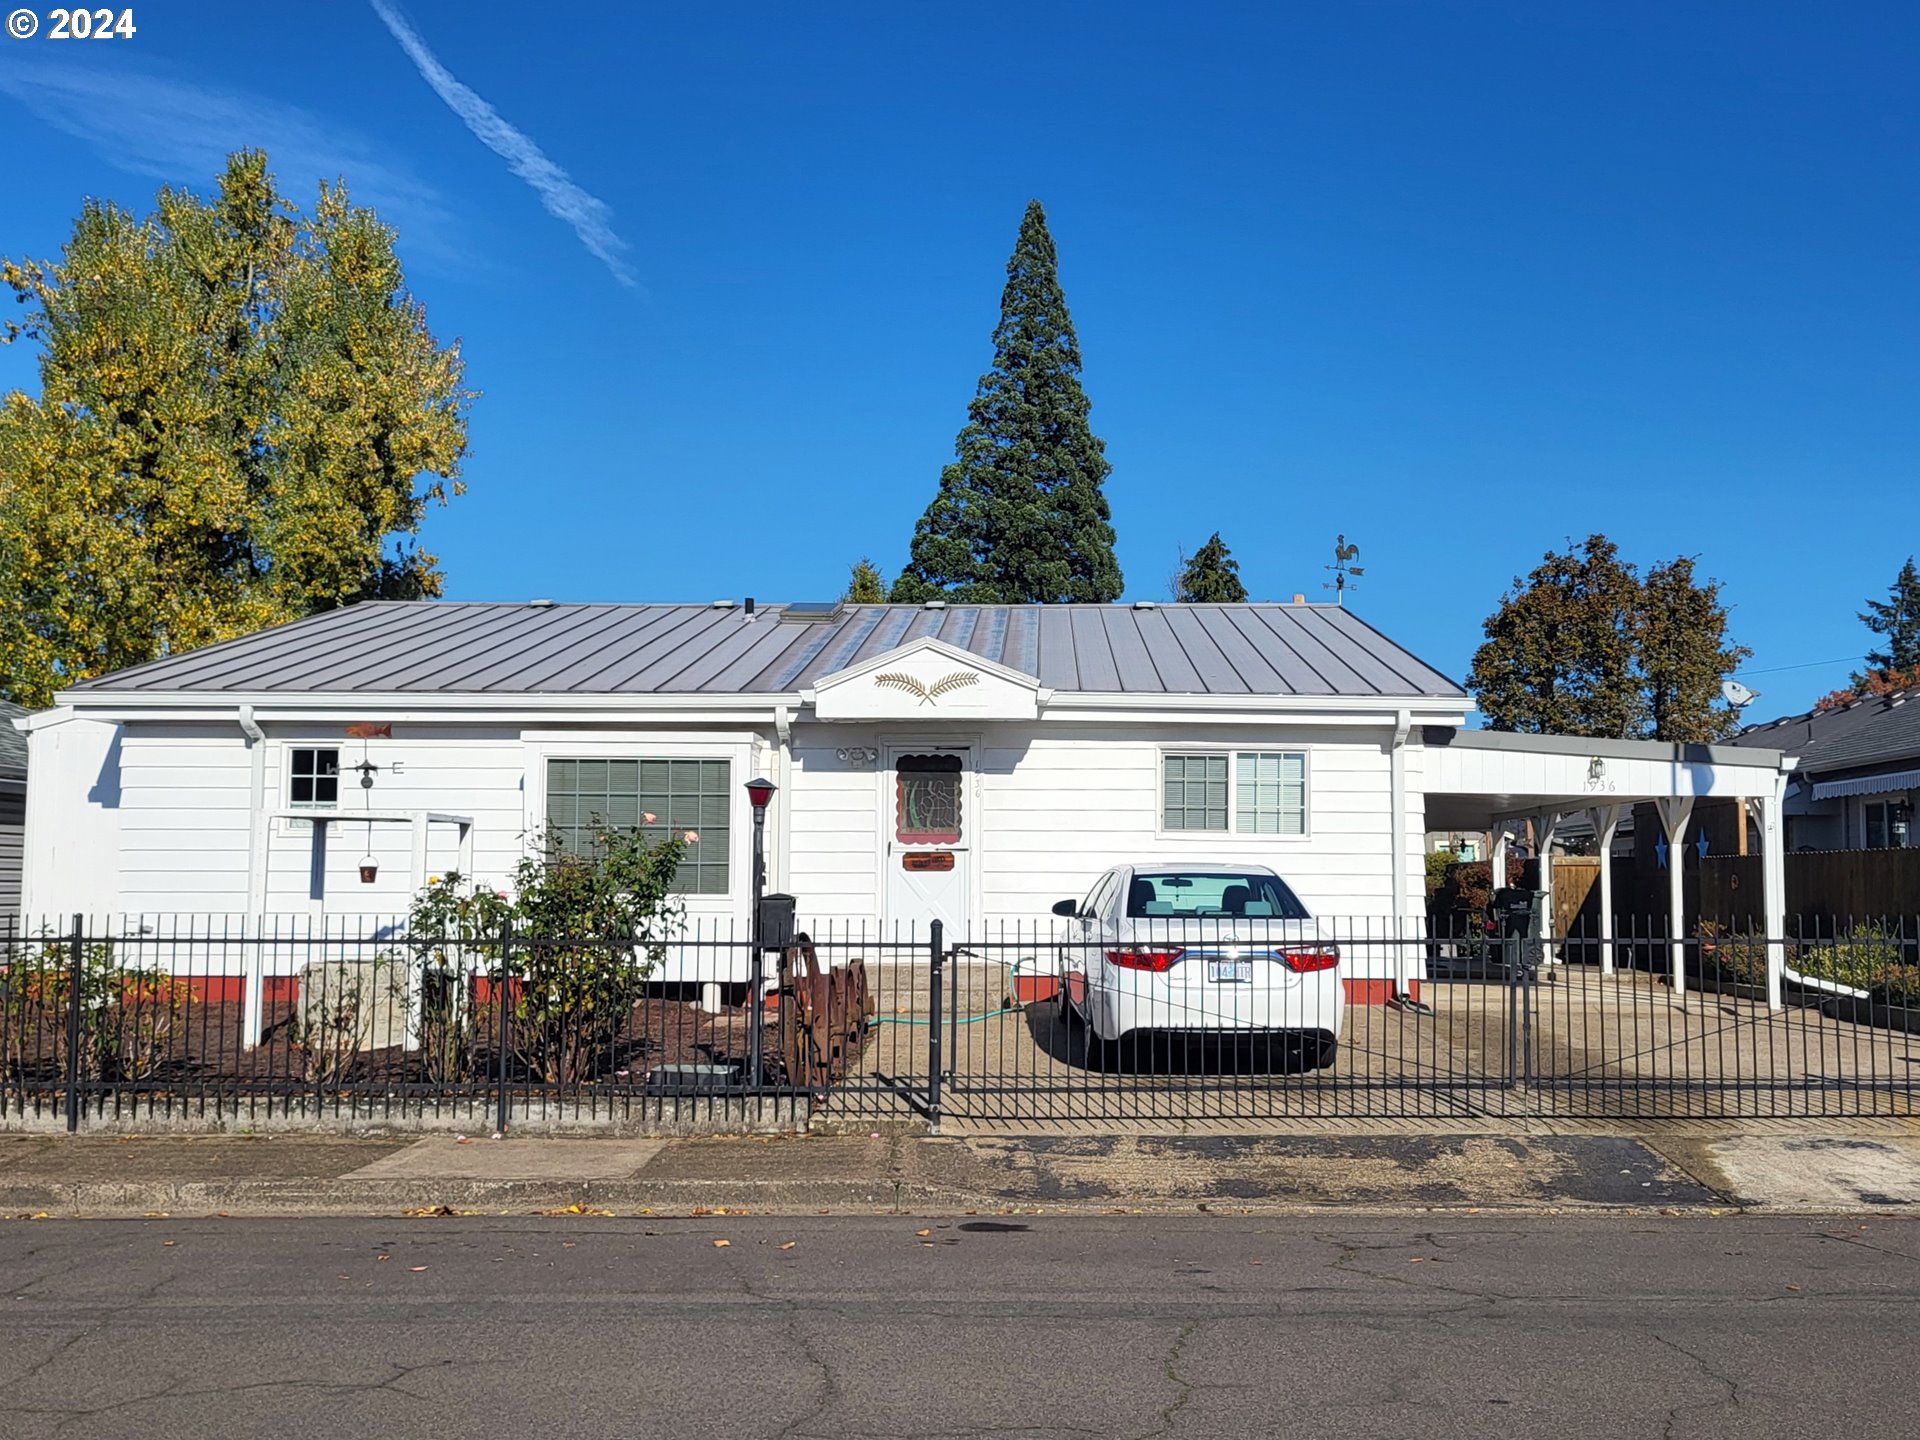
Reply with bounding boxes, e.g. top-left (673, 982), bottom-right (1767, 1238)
top-left (1207, 958), bottom-right (1252, 983)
